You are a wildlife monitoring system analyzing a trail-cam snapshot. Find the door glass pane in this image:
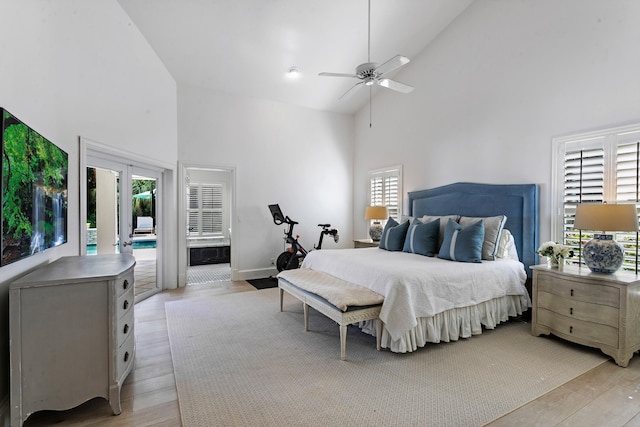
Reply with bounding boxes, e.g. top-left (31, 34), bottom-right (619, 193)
top-left (86, 166), bottom-right (120, 255)
top-left (132, 174), bottom-right (158, 297)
